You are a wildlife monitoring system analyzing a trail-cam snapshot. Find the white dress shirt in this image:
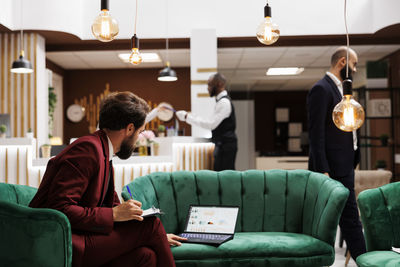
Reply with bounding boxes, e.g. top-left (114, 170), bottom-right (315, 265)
top-left (106, 135), bottom-right (114, 161)
top-left (326, 72), bottom-right (358, 151)
top-left (186, 90), bottom-right (232, 130)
